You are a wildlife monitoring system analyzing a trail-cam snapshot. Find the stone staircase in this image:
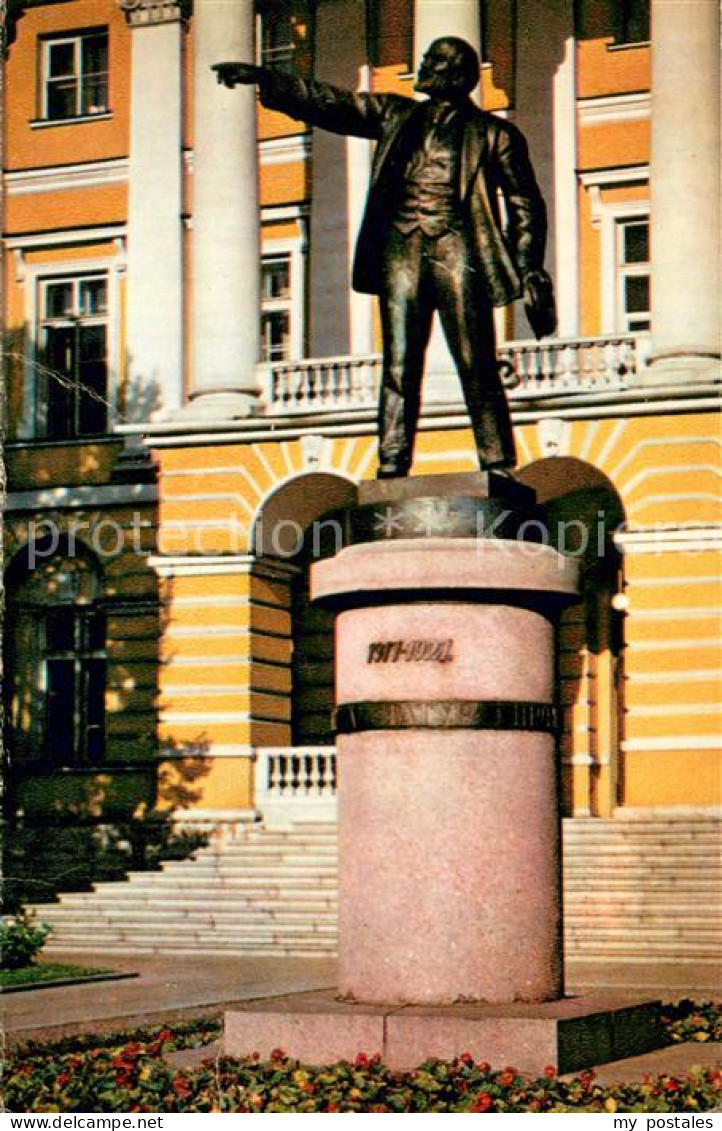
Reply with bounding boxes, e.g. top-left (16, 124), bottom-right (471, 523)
top-left (31, 816), bottom-right (721, 964)
top-left (33, 822), bottom-right (339, 958)
top-left (563, 815), bottom-right (722, 965)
